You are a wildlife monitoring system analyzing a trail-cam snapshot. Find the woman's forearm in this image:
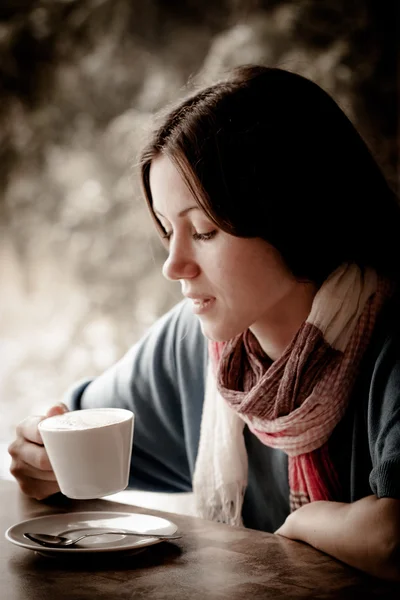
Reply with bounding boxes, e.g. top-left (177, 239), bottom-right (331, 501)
top-left (275, 495), bottom-right (400, 581)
